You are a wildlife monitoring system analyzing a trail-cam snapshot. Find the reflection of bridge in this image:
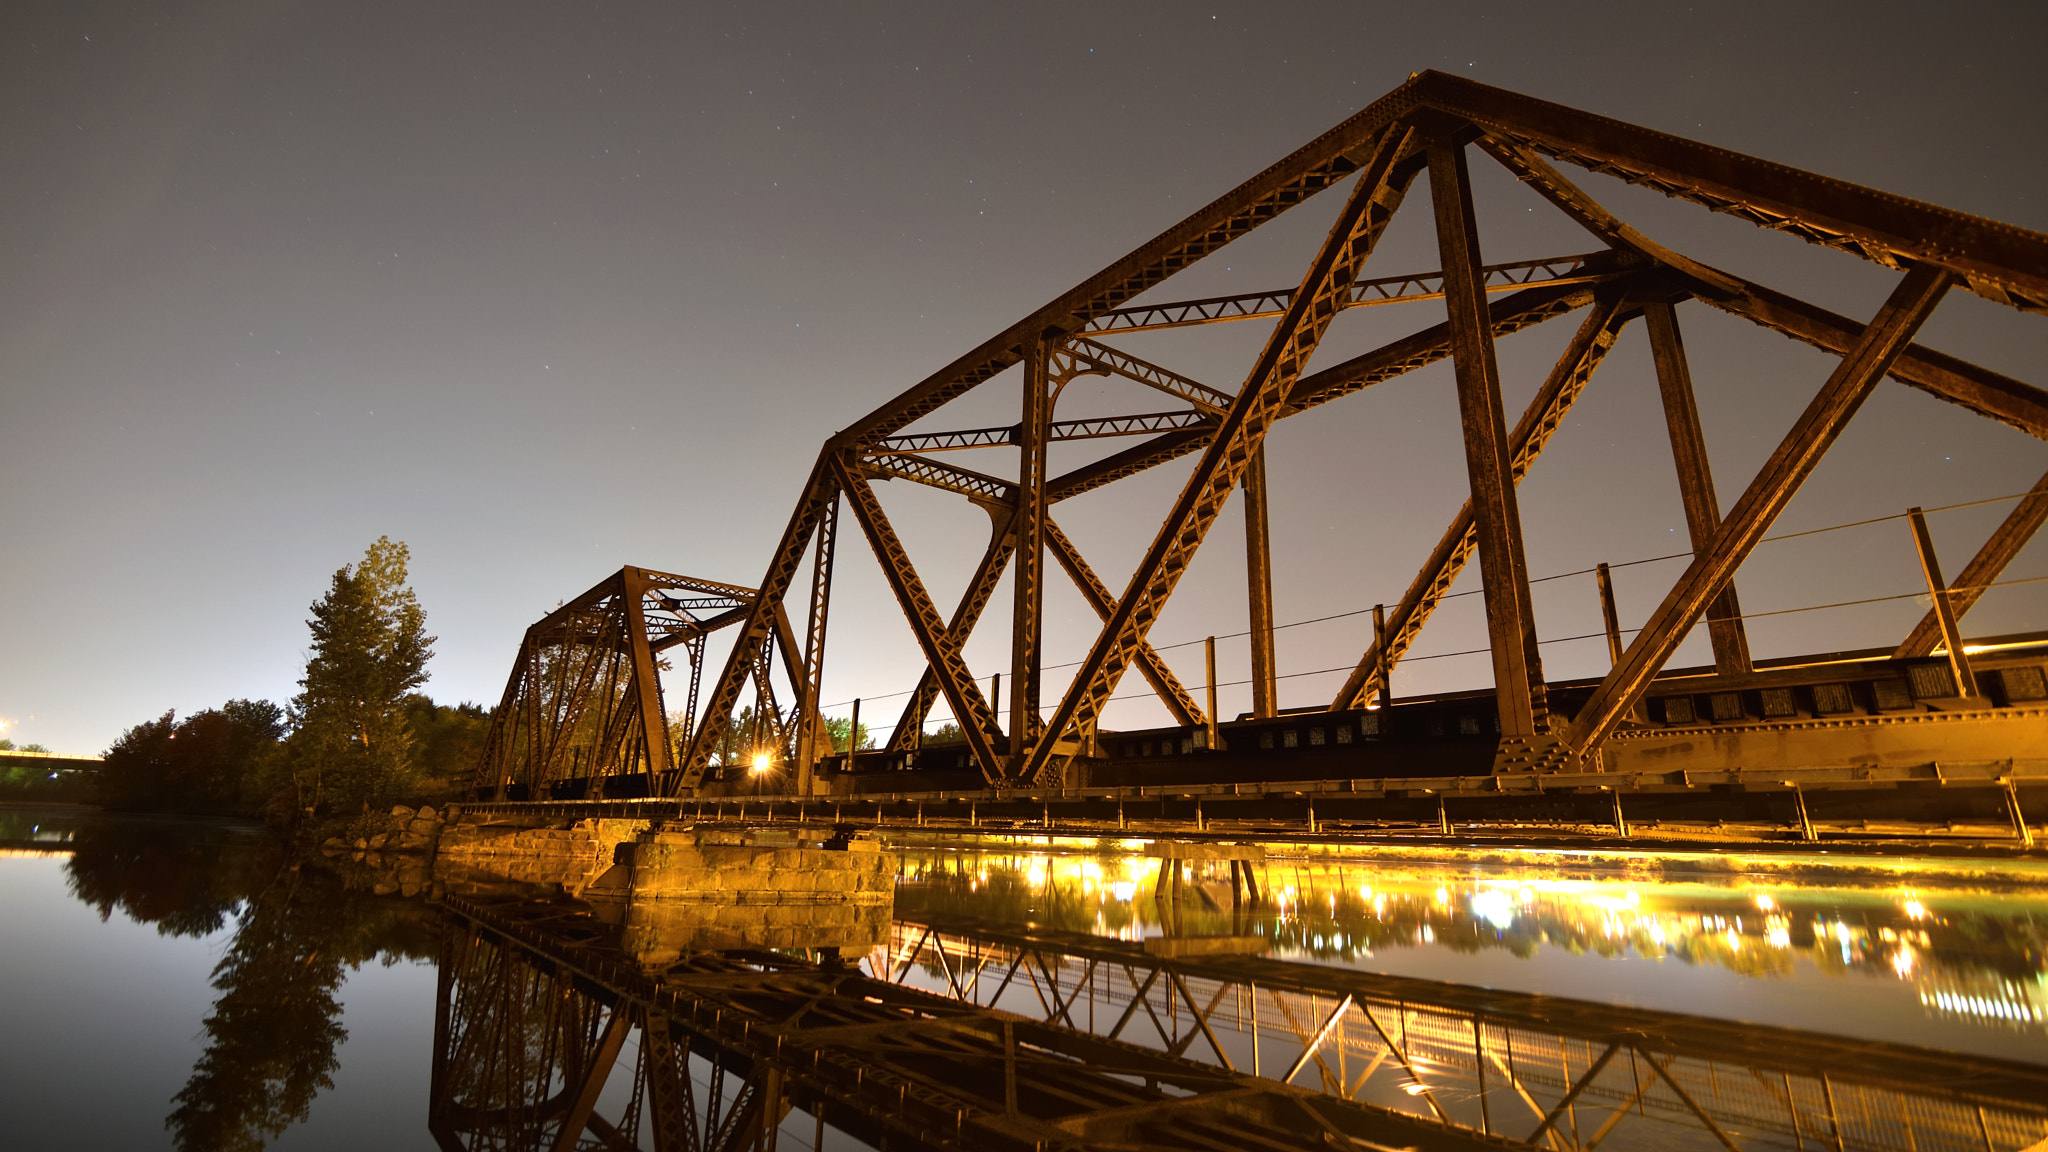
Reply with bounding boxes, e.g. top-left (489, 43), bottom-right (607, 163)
top-left (464, 71), bottom-right (2048, 834)
top-left (431, 896), bottom-right (2048, 1152)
